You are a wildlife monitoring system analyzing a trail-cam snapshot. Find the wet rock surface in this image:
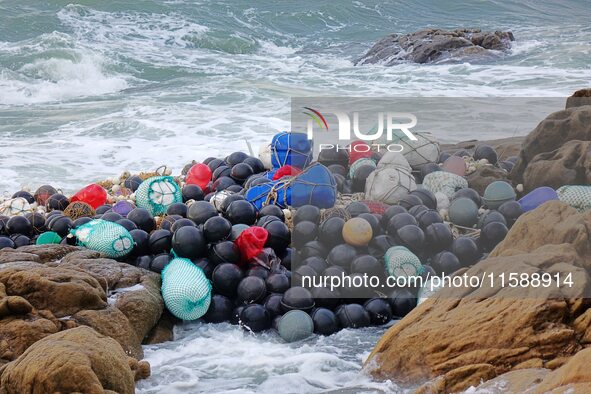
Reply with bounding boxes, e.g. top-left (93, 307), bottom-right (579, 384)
top-left (356, 28), bottom-right (514, 65)
top-left (0, 326), bottom-right (148, 394)
top-left (0, 245), bottom-right (165, 388)
top-left (365, 201), bottom-right (591, 392)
